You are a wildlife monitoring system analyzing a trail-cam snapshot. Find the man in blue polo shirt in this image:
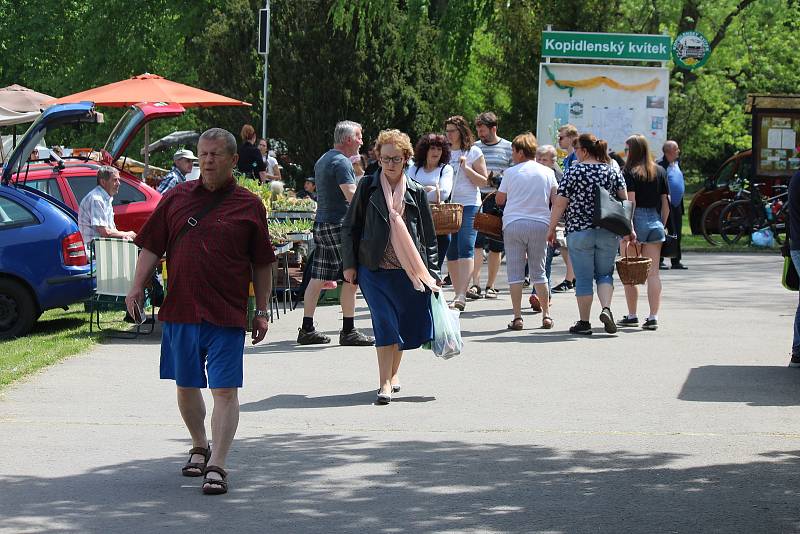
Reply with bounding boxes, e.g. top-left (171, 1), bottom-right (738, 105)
top-left (658, 140), bottom-right (687, 270)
